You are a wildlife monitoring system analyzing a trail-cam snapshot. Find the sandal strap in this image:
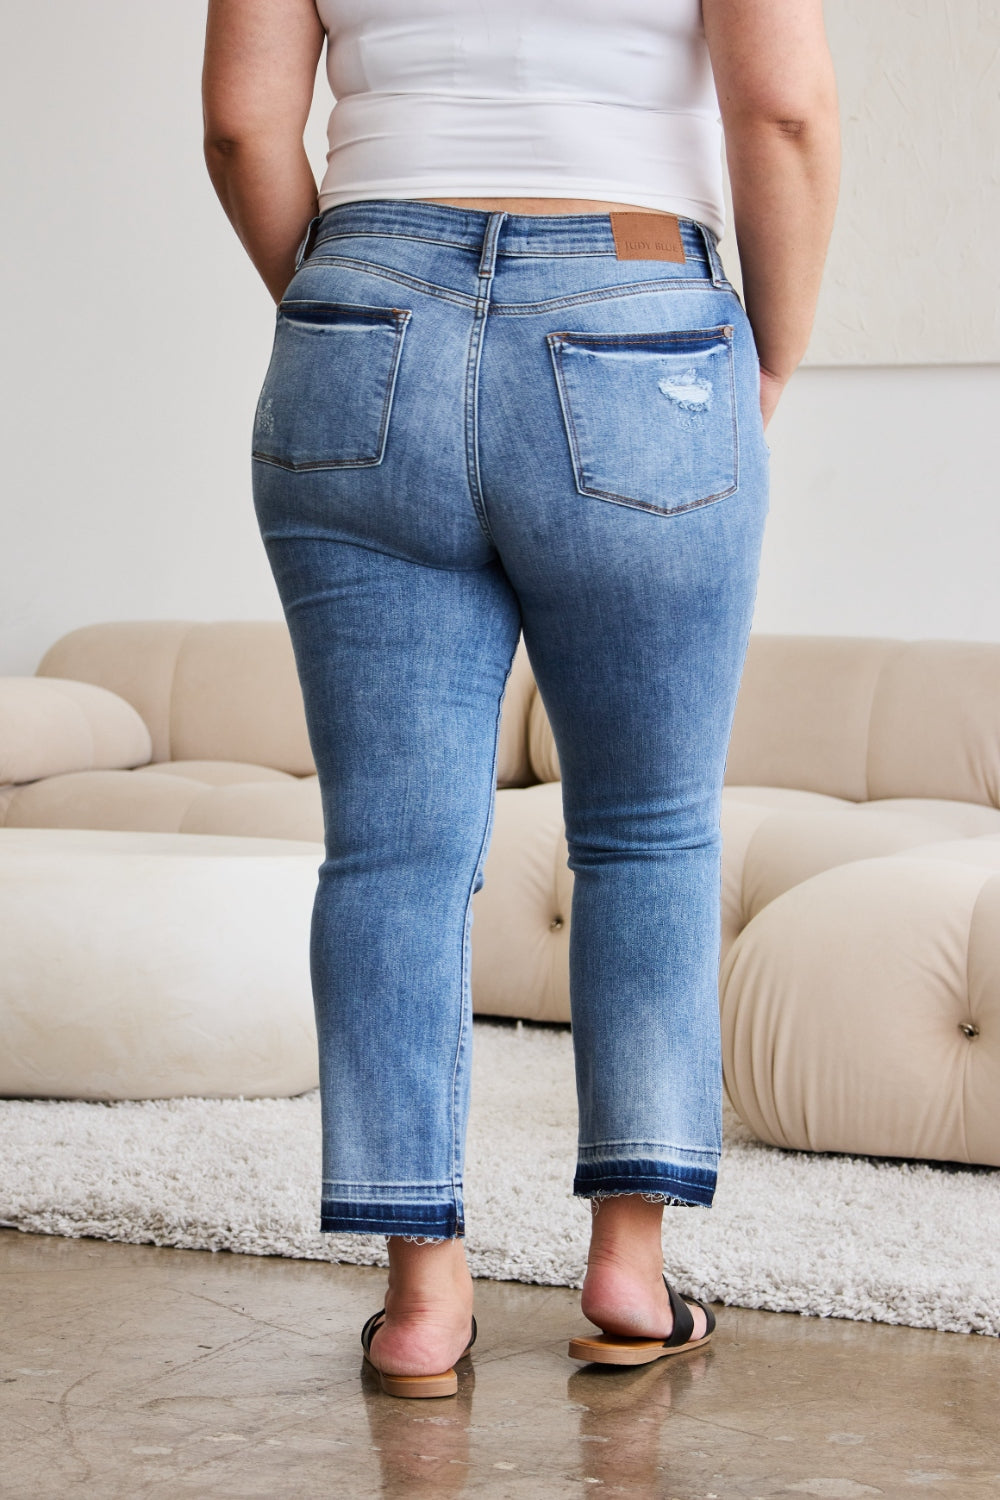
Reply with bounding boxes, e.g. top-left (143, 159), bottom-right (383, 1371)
top-left (360, 1308), bottom-right (386, 1355)
top-left (661, 1274), bottom-right (716, 1343)
top-left (661, 1276), bottom-right (695, 1347)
